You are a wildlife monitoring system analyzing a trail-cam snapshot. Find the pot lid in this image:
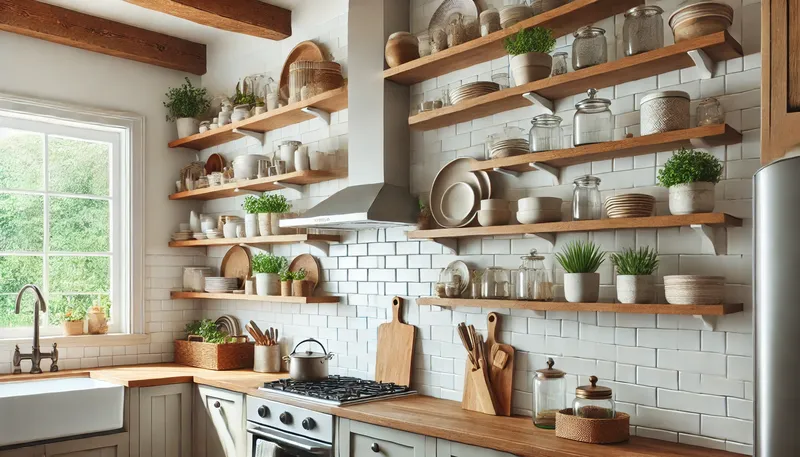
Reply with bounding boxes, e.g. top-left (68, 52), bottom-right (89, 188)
top-left (576, 375), bottom-right (612, 399)
top-left (575, 89), bottom-right (611, 111)
top-left (640, 90), bottom-right (691, 105)
top-left (536, 357), bottom-right (565, 379)
top-left (291, 350), bottom-right (328, 359)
